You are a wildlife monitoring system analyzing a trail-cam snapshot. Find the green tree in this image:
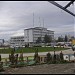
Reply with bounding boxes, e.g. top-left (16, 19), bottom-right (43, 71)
top-left (36, 37), bottom-right (42, 43)
top-left (10, 49), bottom-right (15, 65)
top-left (57, 36), bottom-right (64, 42)
top-left (0, 55), bottom-right (1, 61)
top-left (19, 53), bottom-right (23, 62)
top-left (69, 36), bottom-right (75, 42)
top-left (44, 34), bottom-right (52, 43)
top-left (65, 35), bottom-right (68, 42)
top-left (46, 52), bottom-right (52, 63)
top-left (59, 51), bottom-right (63, 61)
top-left (53, 51), bottom-right (56, 63)
top-left (34, 49), bottom-right (40, 63)
top-left (71, 36), bottom-right (75, 39)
